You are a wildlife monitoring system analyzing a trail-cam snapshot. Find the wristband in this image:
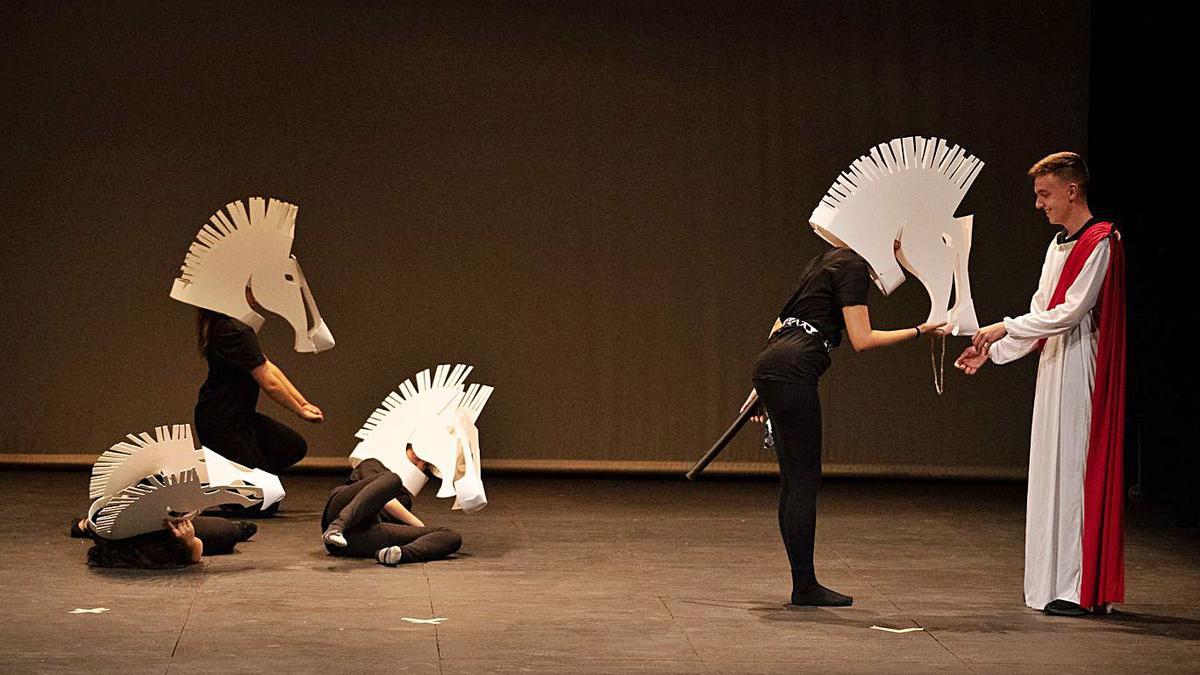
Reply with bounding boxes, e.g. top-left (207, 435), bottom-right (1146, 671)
top-left (914, 326), bottom-right (921, 338)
